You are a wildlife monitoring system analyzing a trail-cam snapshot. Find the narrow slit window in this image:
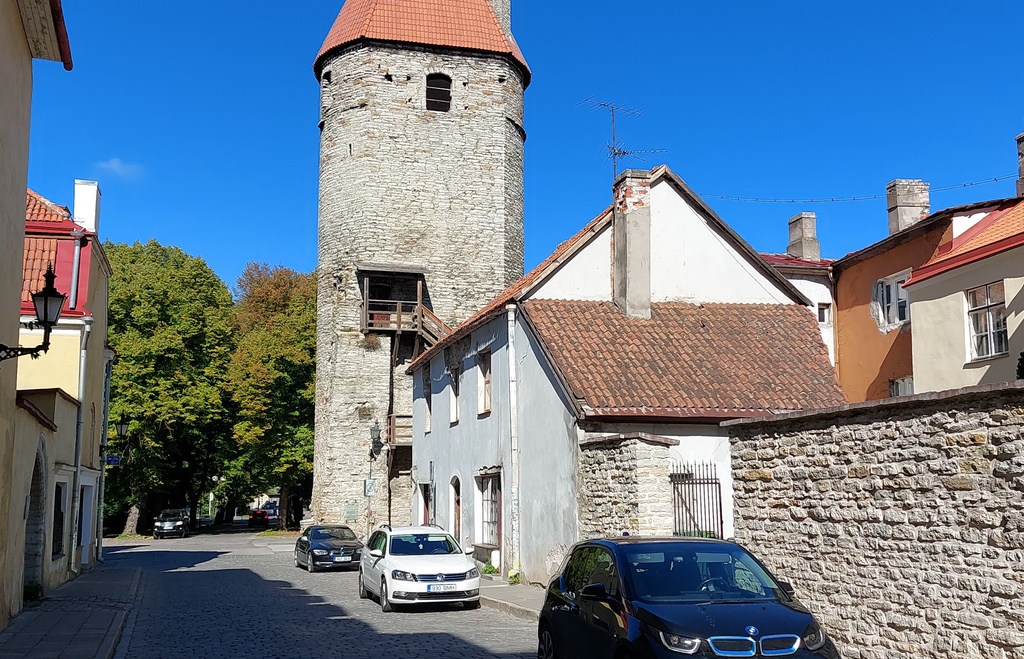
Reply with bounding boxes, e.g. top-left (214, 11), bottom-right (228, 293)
top-left (426, 74), bottom-right (452, 112)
